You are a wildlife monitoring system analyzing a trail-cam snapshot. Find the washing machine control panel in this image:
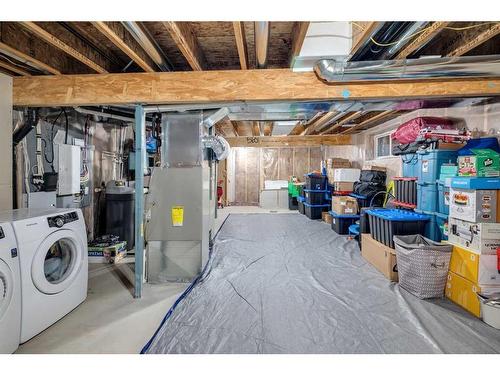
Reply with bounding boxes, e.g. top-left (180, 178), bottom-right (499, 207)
top-left (47, 211), bottom-right (79, 228)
